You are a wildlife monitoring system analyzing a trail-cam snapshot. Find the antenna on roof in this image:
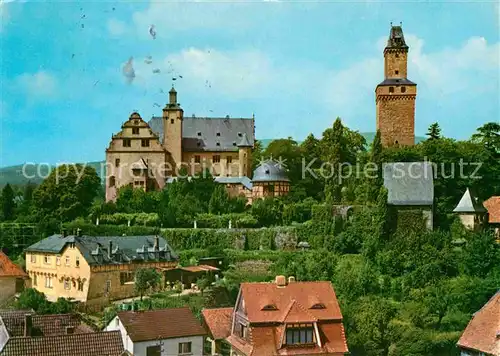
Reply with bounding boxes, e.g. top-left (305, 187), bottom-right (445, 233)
top-left (390, 21), bottom-right (393, 26)
top-left (400, 21), bottom-right (403, 26)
